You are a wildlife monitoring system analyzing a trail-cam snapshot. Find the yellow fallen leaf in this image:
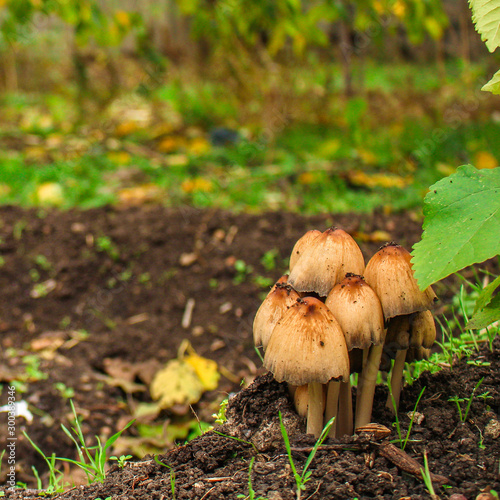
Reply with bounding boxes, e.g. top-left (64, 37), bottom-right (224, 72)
top-left (188, 137), bottom-right (211, 155)
top-left (150, 359), bottom-right (203, 409)
top-left (158, 136), bottom-right (186, 153)
top-left (117, 184), bottom-right (163, 205)
top-left (115, 121), bottom-right (138, 137)
top-left (181, 178), bottom-right (213, 193)
top-left (107, 151), bottom-right (131, 165)
top-left (474, 151), bottom-right (498, 170)
top-left (357, 149), bottom-right (378, 165)
top-left (353, 230), bottom-right (392, 242)
top-left (184, 353), bottom-right (220, 391)
top-left (298, 172), bottom-right (319, 185)
top-left (317, 138), bottom-right (341, 158)
top-left (348, 171), bottom-right (410, 189)
top-left (35, 182), bottom-right (64, 205)
top-left (166, 154), bottom-right (189, 167)
top-left (115, 10), bottom-right (131, 28)
top-left (0, 184), bottom-right (11, 197)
